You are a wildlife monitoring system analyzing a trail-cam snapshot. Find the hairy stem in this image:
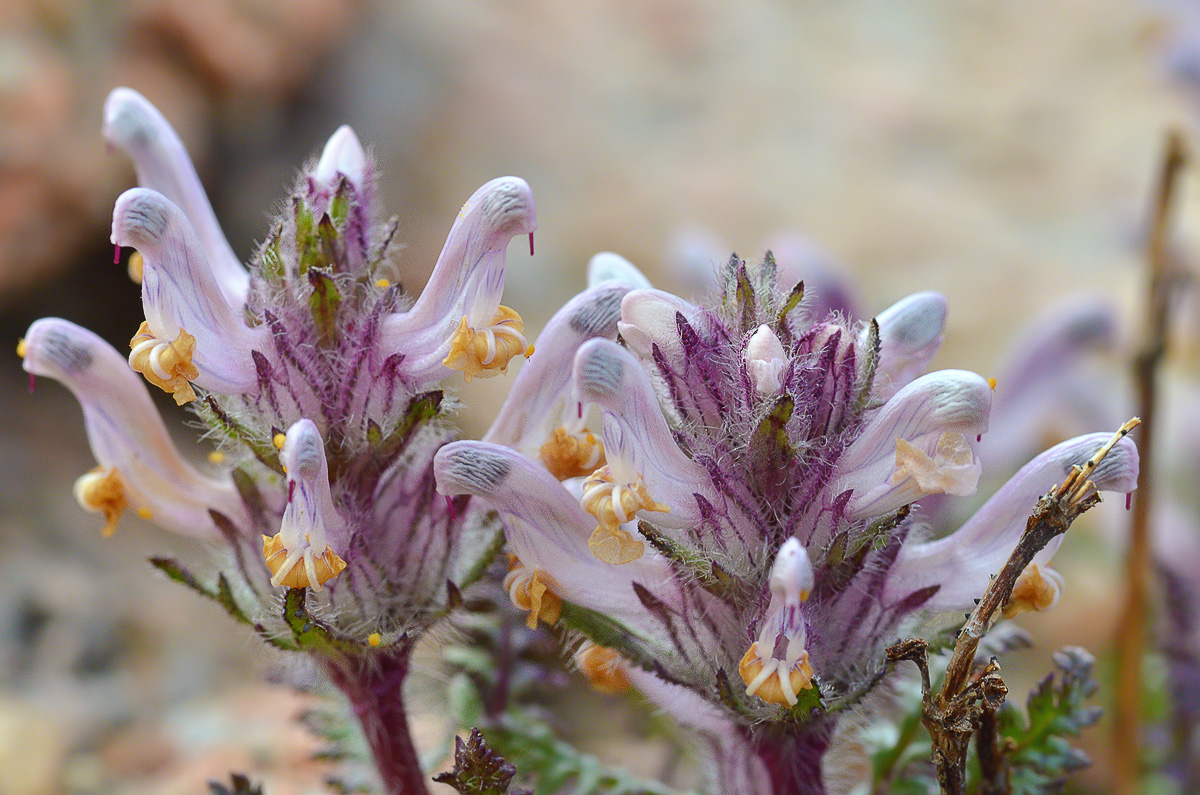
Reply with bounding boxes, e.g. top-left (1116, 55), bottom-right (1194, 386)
top-left (325, 643), bottom-right (430, 795)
